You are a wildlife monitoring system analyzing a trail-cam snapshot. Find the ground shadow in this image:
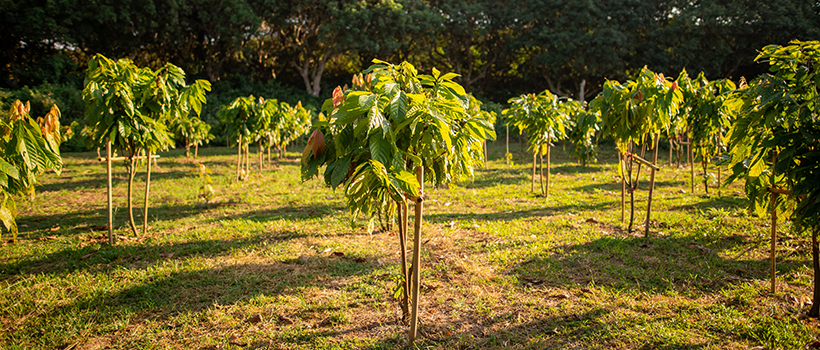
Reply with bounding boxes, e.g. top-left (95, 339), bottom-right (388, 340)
top-left (425, 201), bottom-right (617, 223)
top-left (511, 234), bottom-right (802, 294)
